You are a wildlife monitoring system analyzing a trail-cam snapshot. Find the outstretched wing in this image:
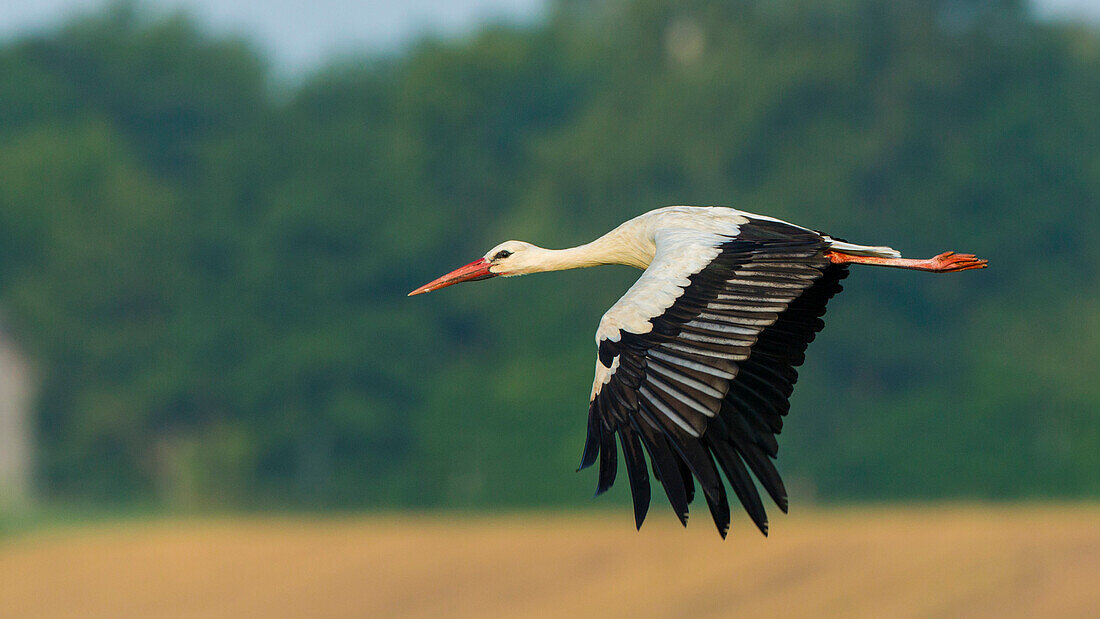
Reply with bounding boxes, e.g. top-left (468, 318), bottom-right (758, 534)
top-left (579, 218), bottom-right (848, 537)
